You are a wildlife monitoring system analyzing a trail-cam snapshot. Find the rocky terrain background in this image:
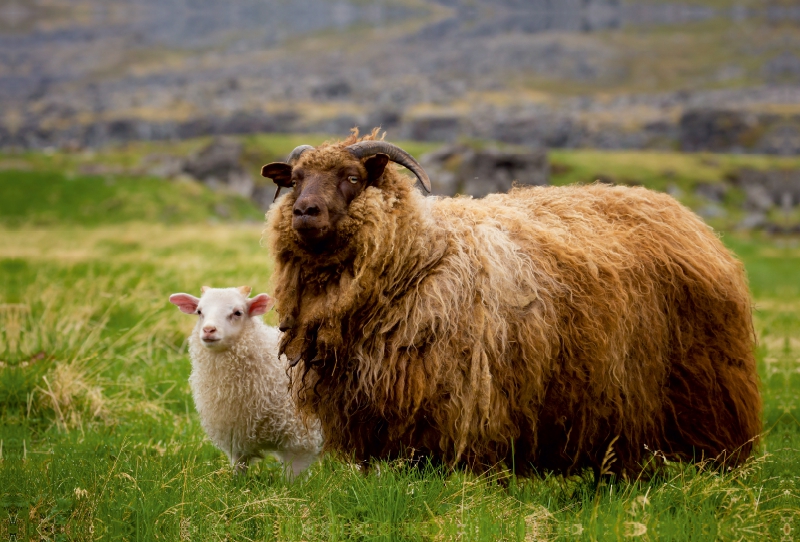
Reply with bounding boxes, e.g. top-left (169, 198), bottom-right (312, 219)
top-left (2, 0), bottom-right (799, 153)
